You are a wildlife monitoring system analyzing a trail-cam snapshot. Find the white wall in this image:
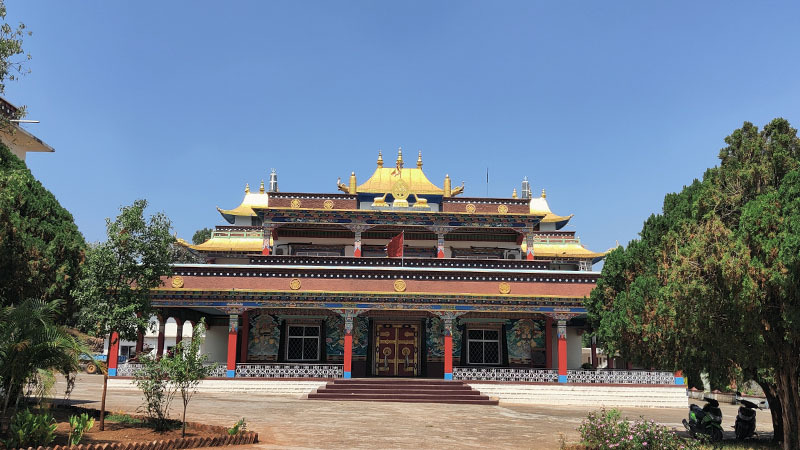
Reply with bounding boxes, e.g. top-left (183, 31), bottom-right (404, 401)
top-left (202, 325), bottom-right (229, 363)
top-left (551, 327), bottom-right (583, 370)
